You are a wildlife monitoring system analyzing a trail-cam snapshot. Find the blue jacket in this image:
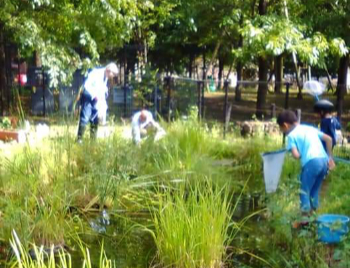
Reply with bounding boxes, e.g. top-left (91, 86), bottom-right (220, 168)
top-left (320, 117), bottom-right (341, 149)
